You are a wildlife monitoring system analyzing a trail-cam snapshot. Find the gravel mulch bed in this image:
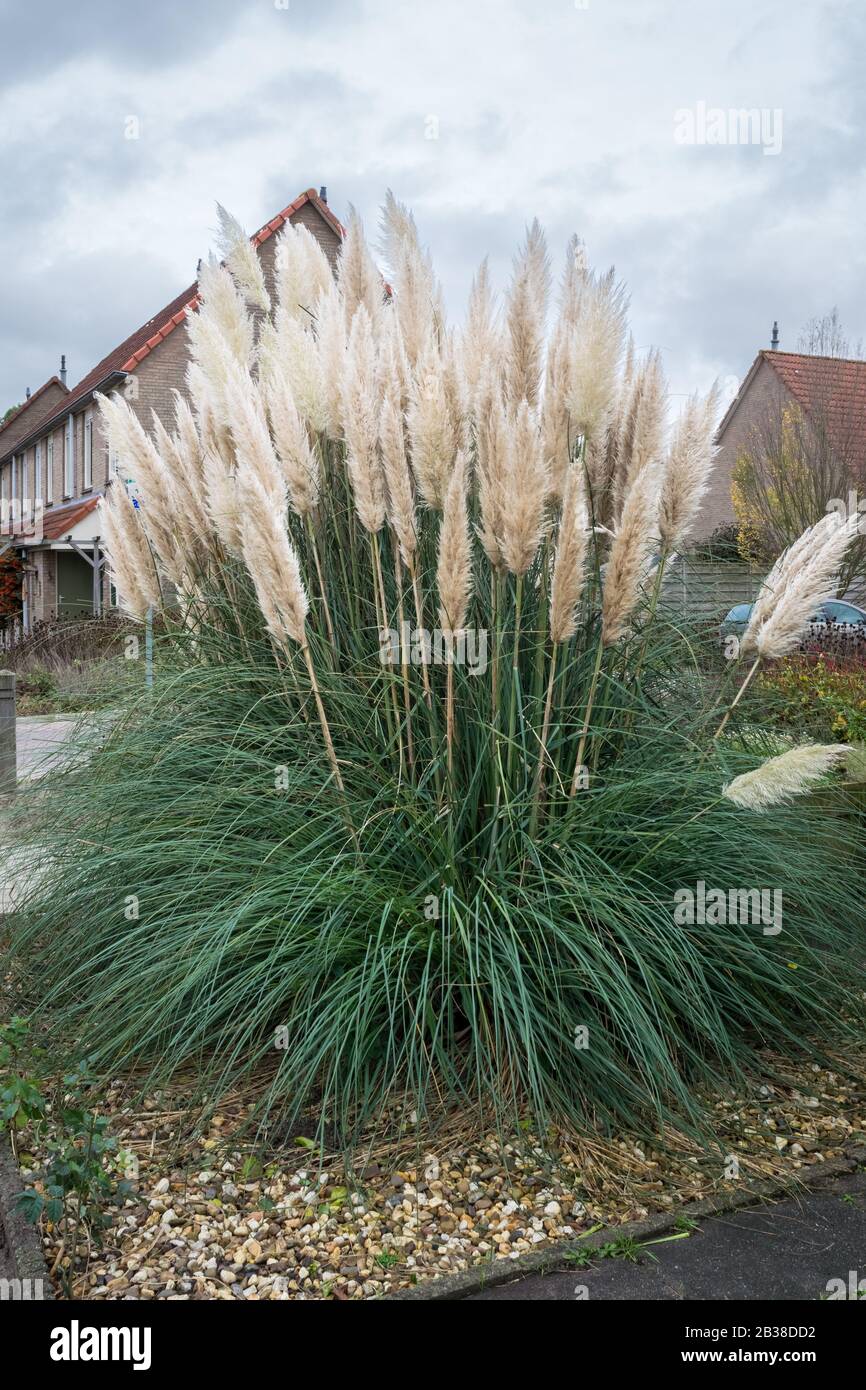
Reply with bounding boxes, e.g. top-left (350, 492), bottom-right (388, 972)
top-left (17, 1051), bottom-right (866, 1300)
